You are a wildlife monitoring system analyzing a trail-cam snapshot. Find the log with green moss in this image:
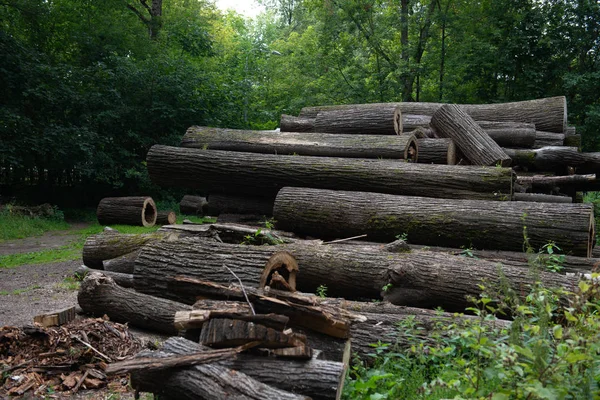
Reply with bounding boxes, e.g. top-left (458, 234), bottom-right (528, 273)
top-left (147, 145), bottom-right (514, 200)
top-left (273, 187), bottom-right (595, 257)
top-left (181, 126), bottom-right (418, 161)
